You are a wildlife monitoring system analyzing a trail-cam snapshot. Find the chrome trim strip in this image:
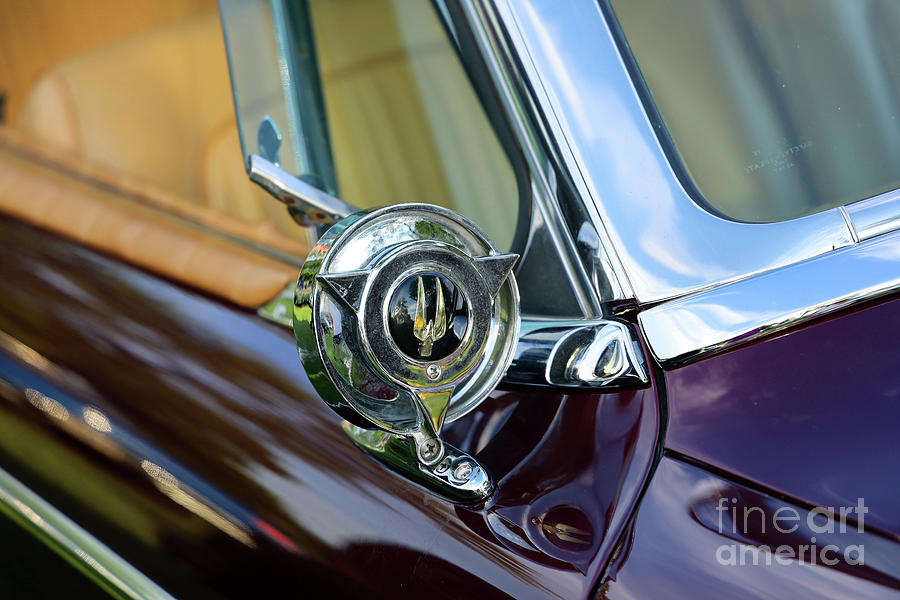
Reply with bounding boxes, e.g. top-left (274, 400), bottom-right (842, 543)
top-left (492, 0), bottom-right (854, 303)
top-left (846, 188), bottom-right (900, 242)
top-left (487, 0), bottom-right (634, 305)
top-left (639, 229), bottom-right (900, 367)
top-left (460, 0), bottom-right (611, 314)
top-left (0, 465), bottom-right (175, 600)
